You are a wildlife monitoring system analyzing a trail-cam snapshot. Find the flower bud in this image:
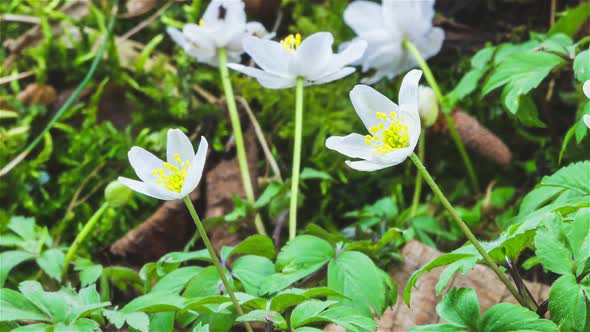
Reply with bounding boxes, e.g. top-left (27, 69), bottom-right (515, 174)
top-left (418, 85), bottom-right (439, 128)
top-left (104, 181), bottom-right (132, 207)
